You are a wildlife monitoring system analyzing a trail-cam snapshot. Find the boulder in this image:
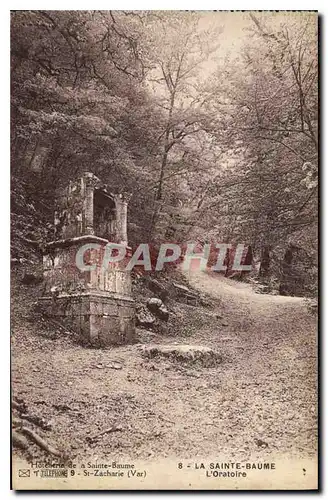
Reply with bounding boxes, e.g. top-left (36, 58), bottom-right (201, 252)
top-left (146, 298), bottom-right (169, 322)
top-left (136, 306), bottom-right (156, 328)
top-left (147, 297), bottom-right (163, 308)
